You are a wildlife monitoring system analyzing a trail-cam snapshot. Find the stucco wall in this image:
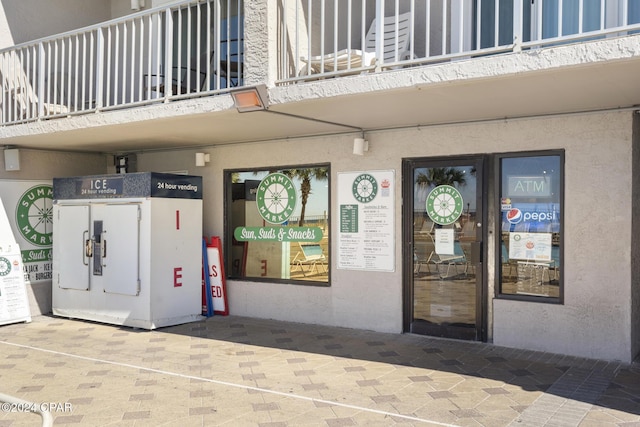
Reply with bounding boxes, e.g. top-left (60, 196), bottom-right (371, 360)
top-left (0, 149), bottom-right (106, 317)
top-left (0, 149), bottom-right (107, 181)
top-left (632, 112), bottom-right (640, 362)
top-left (492, 112), bottom-right (633, 362)
top-left (134, 110), bottom-right (635, 362)
top-left (0, 0), bottom-right (111, 46)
